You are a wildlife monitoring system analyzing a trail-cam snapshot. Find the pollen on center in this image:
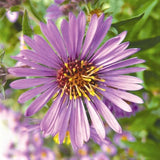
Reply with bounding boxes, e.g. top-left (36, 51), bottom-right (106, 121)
top-left (57, 59), bottom-right (105, 100)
